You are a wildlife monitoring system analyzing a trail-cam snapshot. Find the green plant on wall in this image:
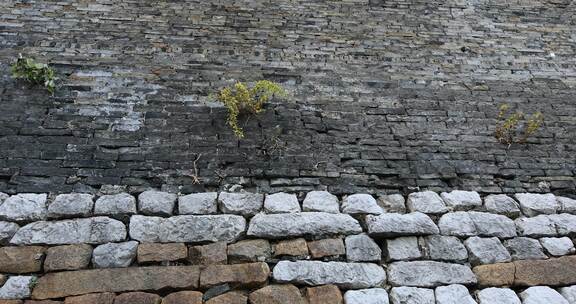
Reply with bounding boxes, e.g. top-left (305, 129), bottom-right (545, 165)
top-left (11, 54), bottom-right (56, 94)
top-left (494, 103), bottom-right (544, 148)
top-left (213, 80), bottom-right (287, 138)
